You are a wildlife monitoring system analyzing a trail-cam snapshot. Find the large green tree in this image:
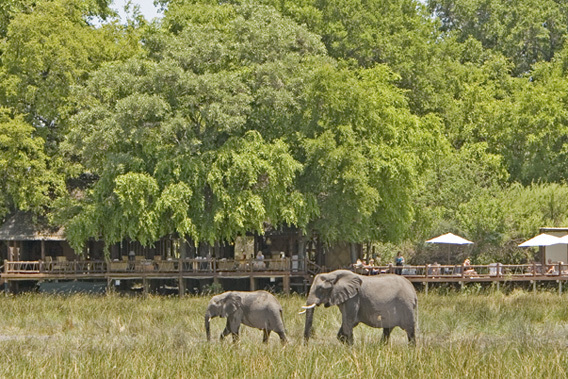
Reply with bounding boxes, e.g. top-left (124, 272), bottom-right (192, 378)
top-left (62, 1), bottom-right (431, 250)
